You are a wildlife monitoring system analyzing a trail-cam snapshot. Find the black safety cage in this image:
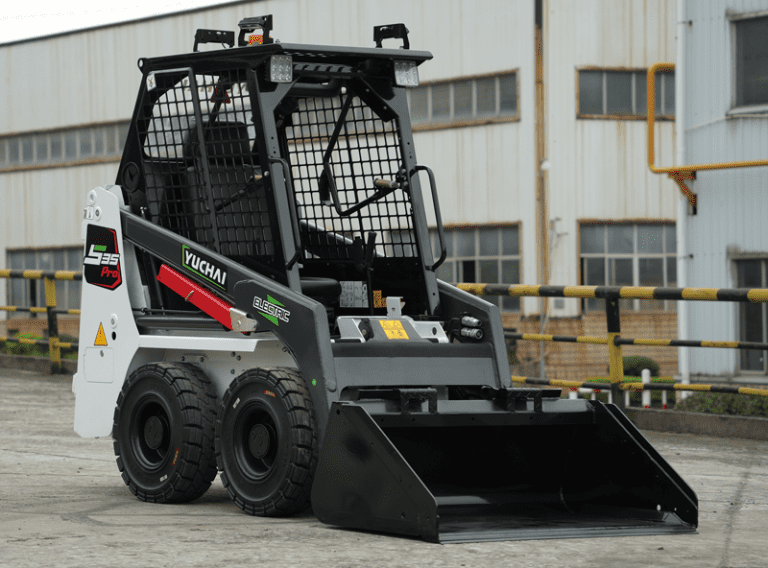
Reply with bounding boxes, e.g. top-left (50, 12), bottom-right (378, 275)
top-left (117, 40), bottom-right (442, 316)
